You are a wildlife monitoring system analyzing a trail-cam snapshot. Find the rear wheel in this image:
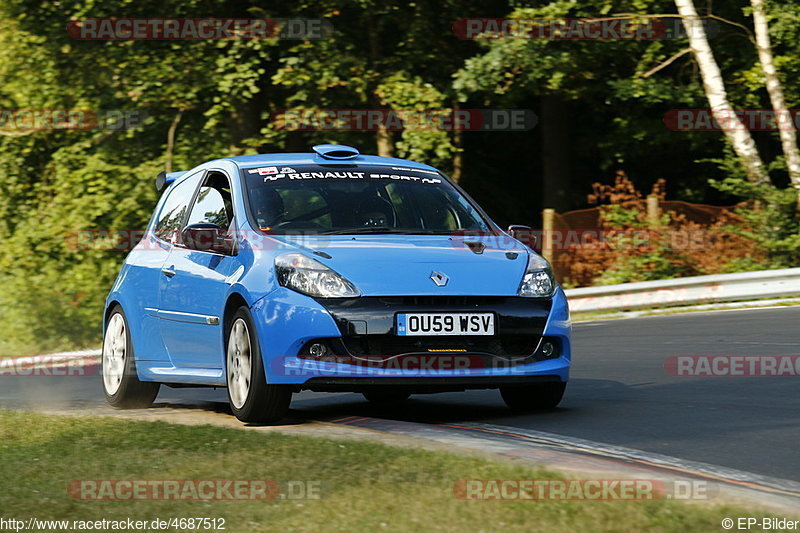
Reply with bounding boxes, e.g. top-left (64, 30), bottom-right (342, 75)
top-left (226, 307), bottom-right (291, 423)
top-left (500, 382), bottom-right (566, 411)
top-left (362, 390), bottom-right (411, 403)
top-left (102, 305), bottom-right (160, 408)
